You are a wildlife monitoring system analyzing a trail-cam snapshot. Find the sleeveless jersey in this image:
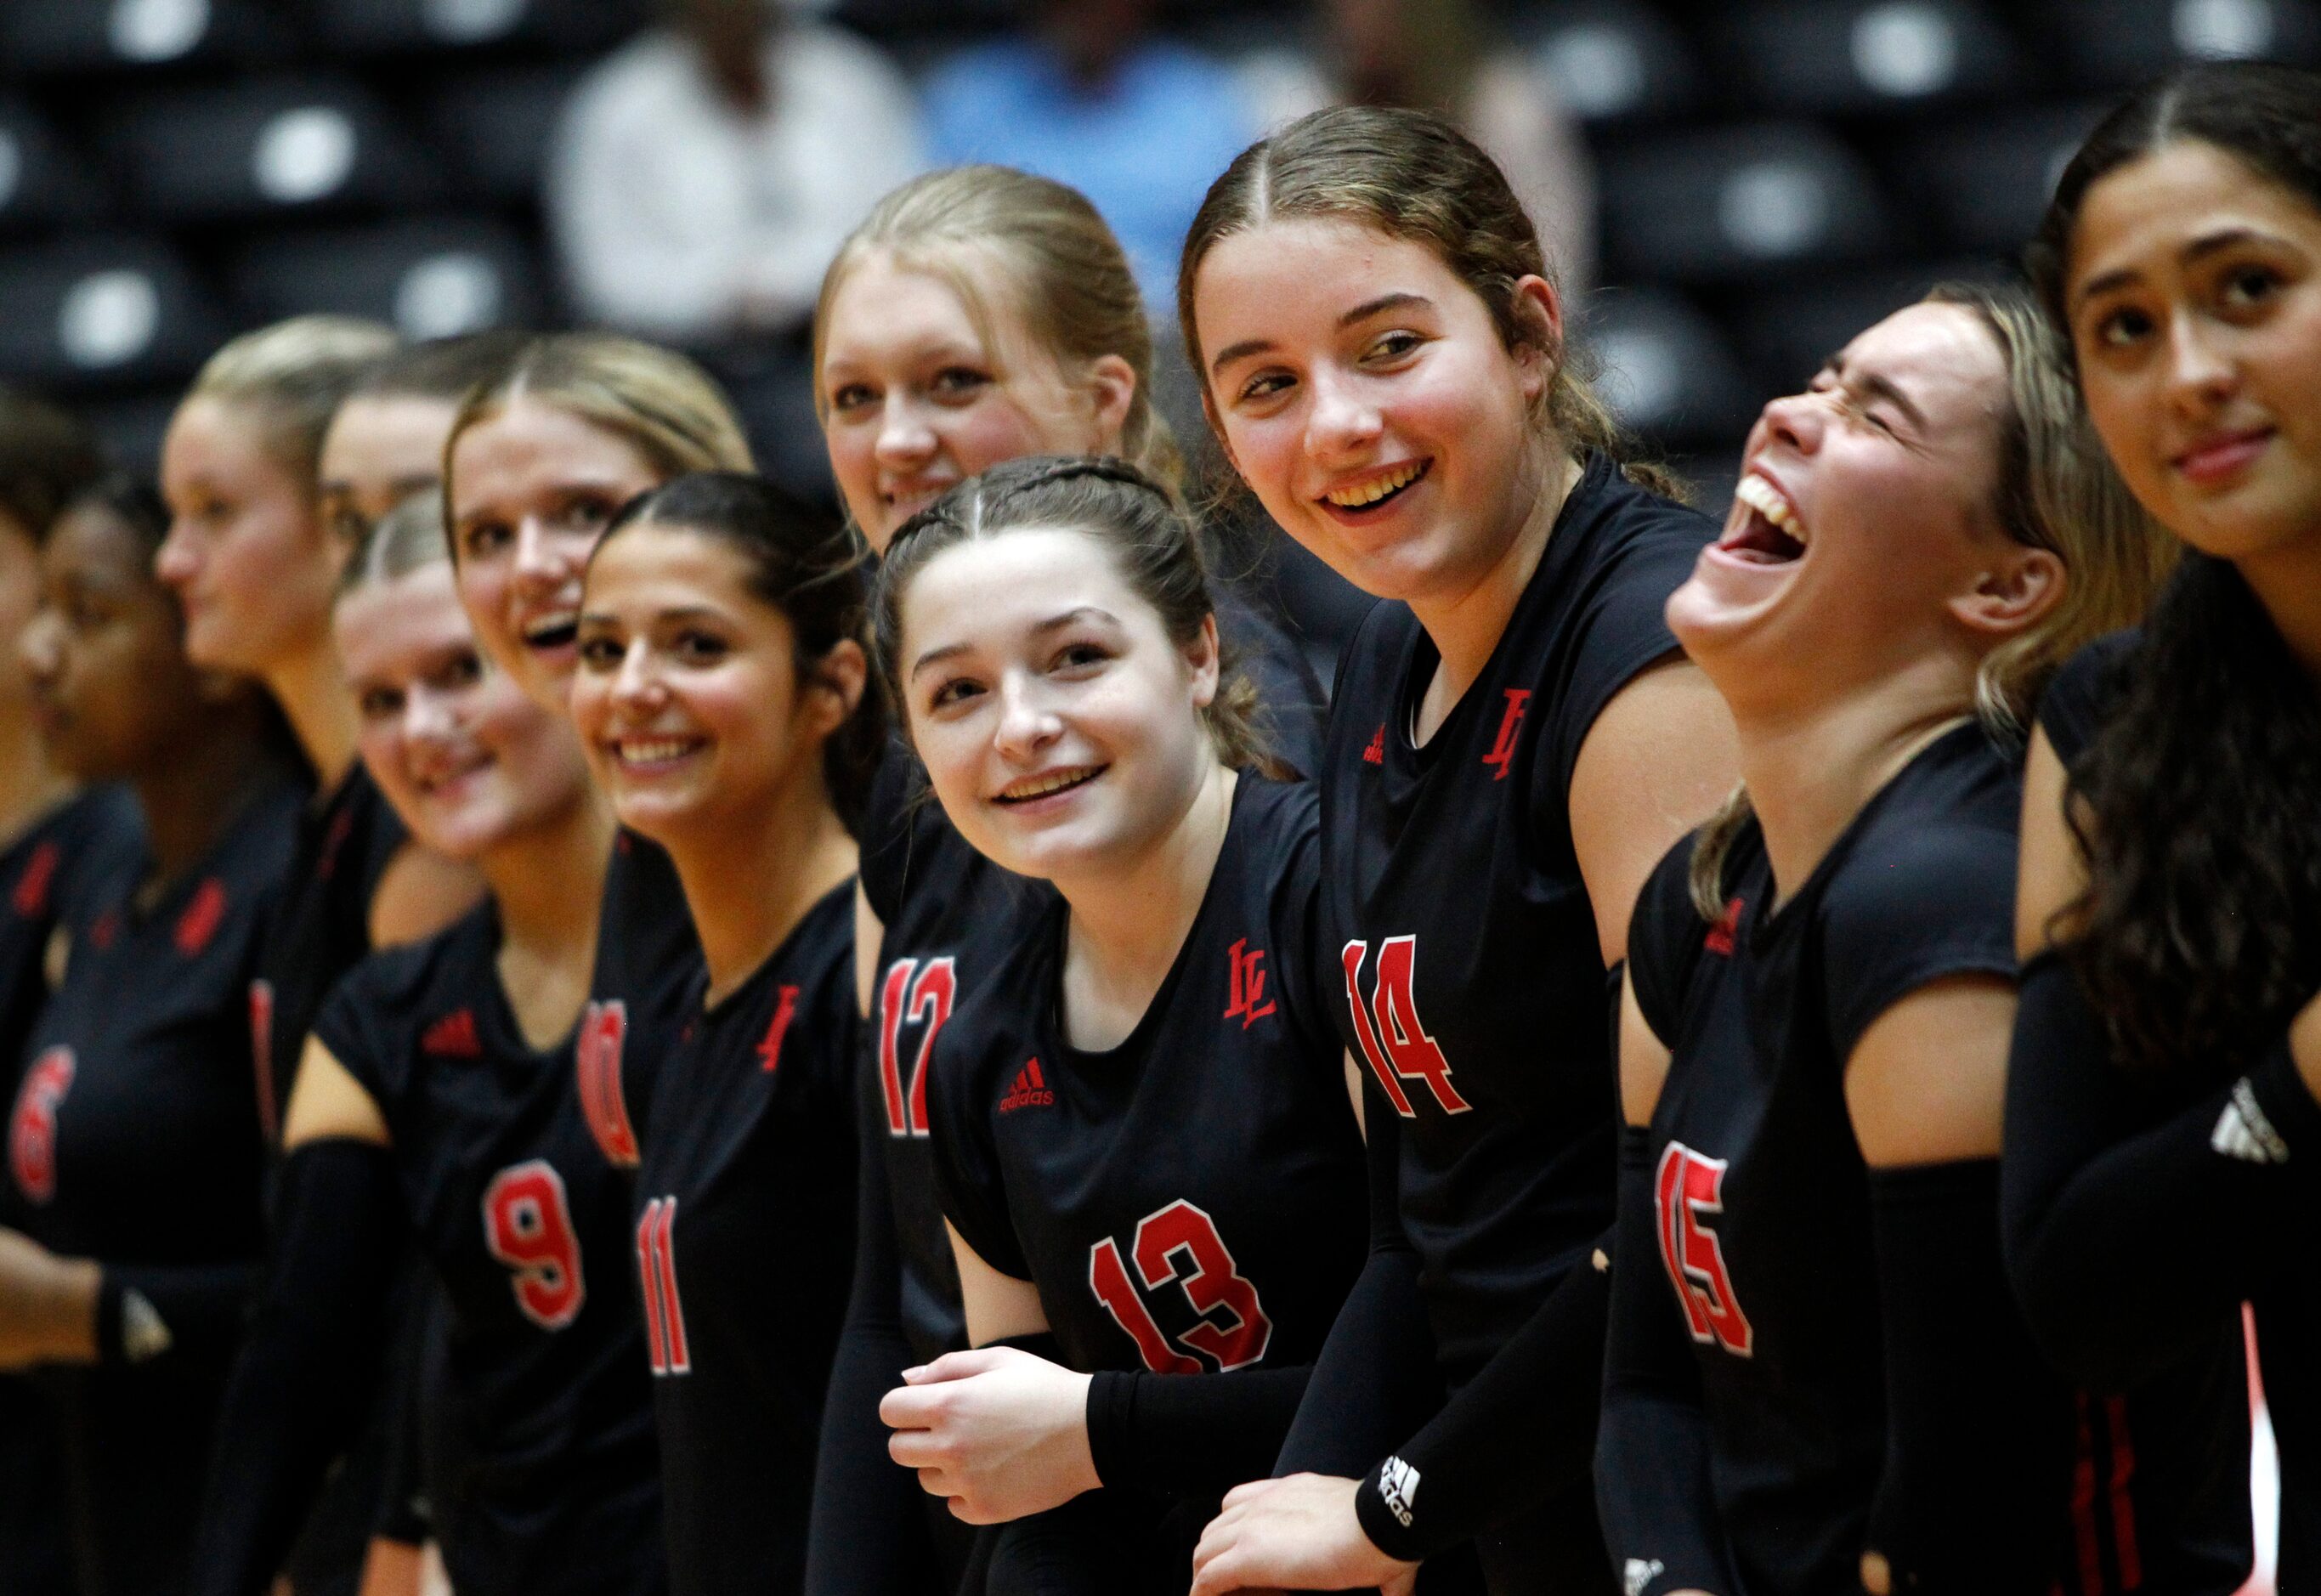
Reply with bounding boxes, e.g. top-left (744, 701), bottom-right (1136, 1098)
top-left (314, 904), bottom-right (664, 1596)
top-left (1317, 451), bottom-right (1708, 1371)
top-left (10, 777), bottom-right (303, 1596)
top-left (632, 880), bottom-right (858, 1596)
